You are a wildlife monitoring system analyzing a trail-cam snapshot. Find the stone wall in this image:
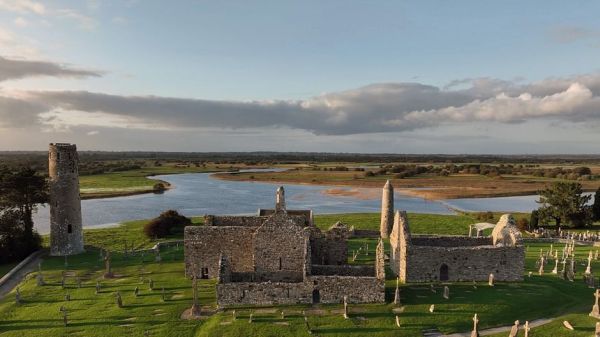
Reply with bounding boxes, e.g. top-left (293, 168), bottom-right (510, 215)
top-left (217, 282), bottom-right (312, 306)
top-left (403, 245), bottom-right (525, 282)
top-left (411, 235), bottom-right (491, 247)
top-left (308, 276), bottom-right (385, 304)
top-left (205, 215), bottom-right (267, 227)
top-left (253, 213), bottom-right (307, 274)
top-left (258, 209), bottom-right (313, 226)
top-left (311, 265), bottom-right (374, 276)
top-left (184, 226), bottom-right (255, 279)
